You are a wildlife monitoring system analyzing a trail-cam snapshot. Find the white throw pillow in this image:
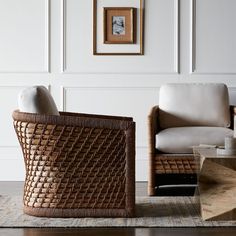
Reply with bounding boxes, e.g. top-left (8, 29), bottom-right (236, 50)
top-left (18, 86), bottom-right (60, 115)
